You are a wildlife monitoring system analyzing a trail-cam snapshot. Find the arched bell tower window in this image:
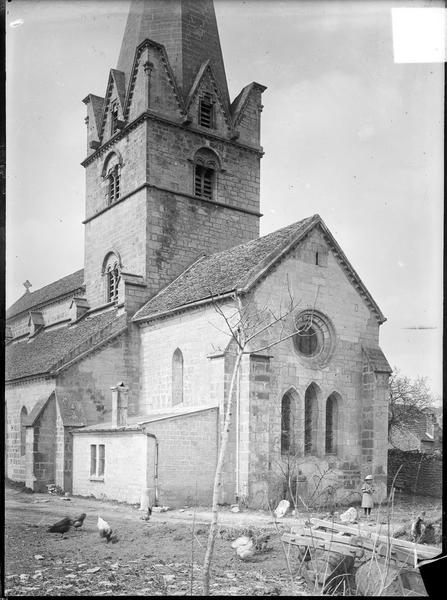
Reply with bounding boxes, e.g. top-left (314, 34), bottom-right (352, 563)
top-left (103, 252), bottom-right (121, 303)
top-left (20, 406), bottom-right (27, 457)
top-left (172, 348), bottom-right (184, 406)
top-left (193, 148), bottom-right (219, 199)
top-left (102, 152), bottom-right (122, 205)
